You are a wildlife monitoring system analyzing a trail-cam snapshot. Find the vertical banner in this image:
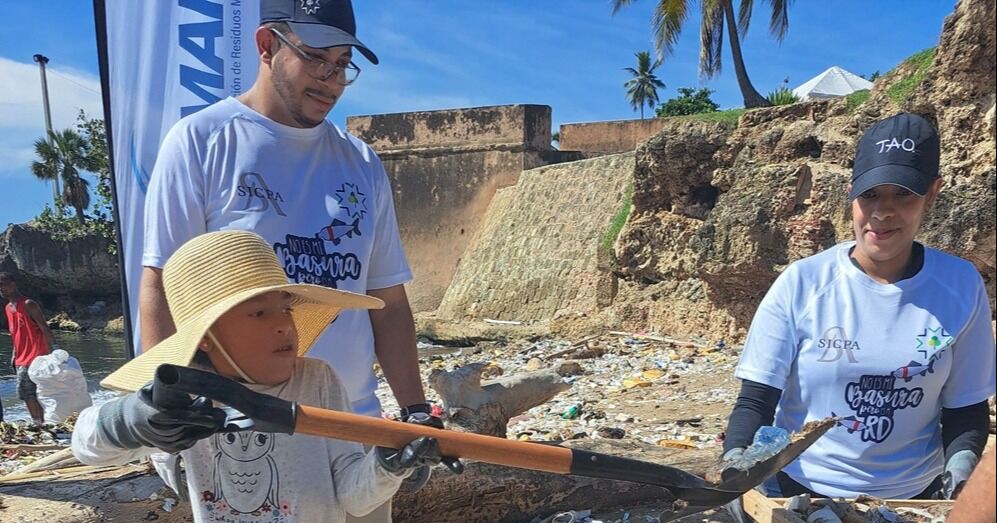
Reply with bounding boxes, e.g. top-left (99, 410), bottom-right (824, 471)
top-left (95, 0), bottom-right (259, 355)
